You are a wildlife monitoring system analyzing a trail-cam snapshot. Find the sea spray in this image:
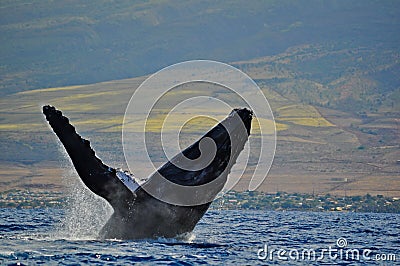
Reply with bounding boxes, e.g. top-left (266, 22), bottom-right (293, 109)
top-left (52, 142), bottom-right (113, 240)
